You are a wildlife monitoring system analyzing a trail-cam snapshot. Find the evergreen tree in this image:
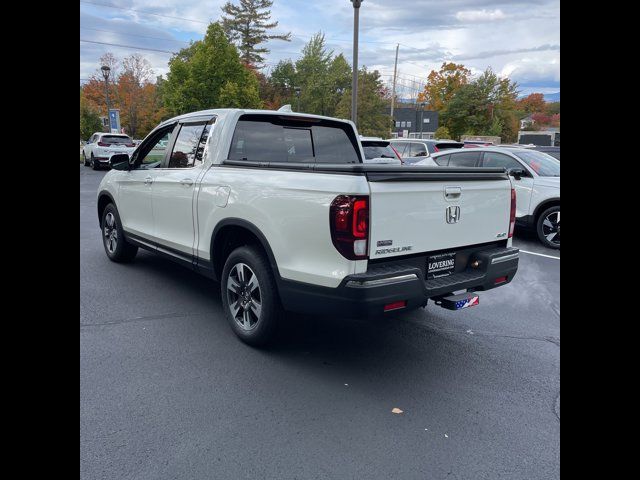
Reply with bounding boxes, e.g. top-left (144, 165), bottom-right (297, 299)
top-left (221, 0), bottom-right (291, 66)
